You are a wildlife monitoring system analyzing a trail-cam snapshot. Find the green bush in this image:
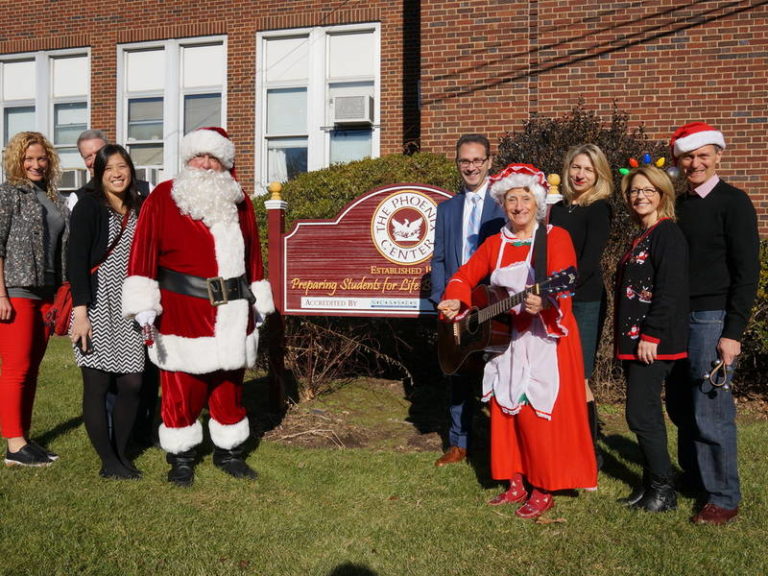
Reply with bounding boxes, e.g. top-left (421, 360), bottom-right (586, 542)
top-left (254, 152), bottom-right (459, 230)
top-left (738, 240), bottom-right (768, 397)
